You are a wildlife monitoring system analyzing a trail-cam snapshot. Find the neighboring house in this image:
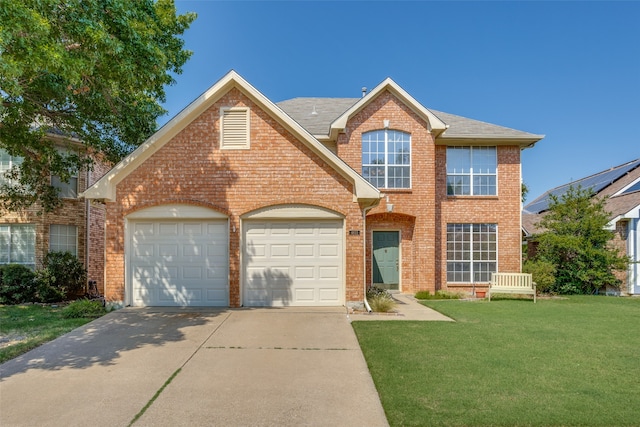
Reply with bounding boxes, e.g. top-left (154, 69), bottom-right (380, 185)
top-left (0, 133), bottom-right (110, 292)
top-left (83, 71), bottom-right (543, 308)
top-left (523, 159), bottom-right (640, 295)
